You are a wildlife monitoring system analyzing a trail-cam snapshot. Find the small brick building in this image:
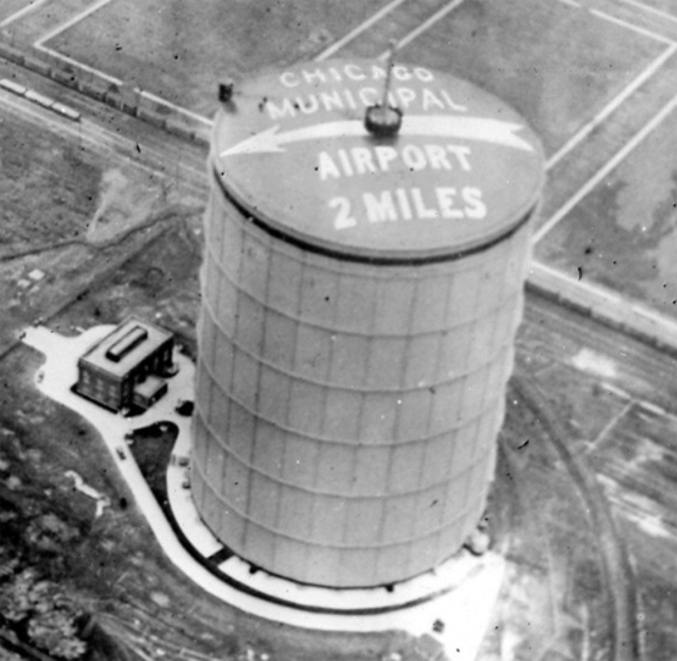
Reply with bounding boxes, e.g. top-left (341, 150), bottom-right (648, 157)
top-left (75, 317), bottom-right (175, 412)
